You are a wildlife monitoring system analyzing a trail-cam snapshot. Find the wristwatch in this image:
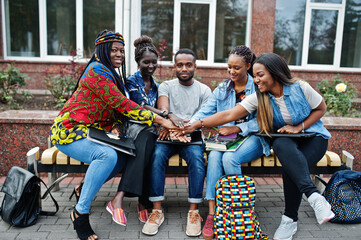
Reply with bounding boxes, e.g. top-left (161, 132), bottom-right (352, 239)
top-left (165, 111), bottom-right (172, 118)
top-left (160, 110), bottom-right (166, 118)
